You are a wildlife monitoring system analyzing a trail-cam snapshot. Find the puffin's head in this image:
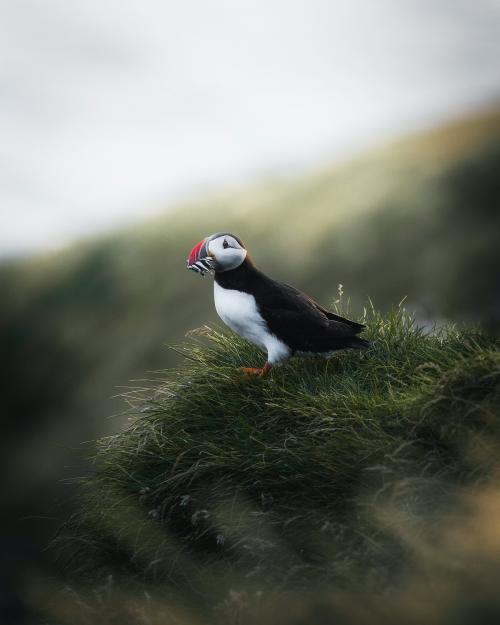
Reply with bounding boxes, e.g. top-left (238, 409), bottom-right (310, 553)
top-left (186, 232), bottom-right (247, 276)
